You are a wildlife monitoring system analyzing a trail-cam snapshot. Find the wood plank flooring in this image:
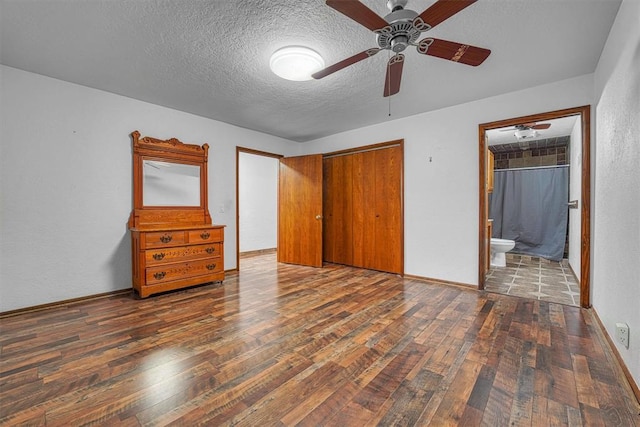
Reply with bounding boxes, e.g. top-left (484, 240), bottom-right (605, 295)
top-left (1, 253), bottom-right (639, 426)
